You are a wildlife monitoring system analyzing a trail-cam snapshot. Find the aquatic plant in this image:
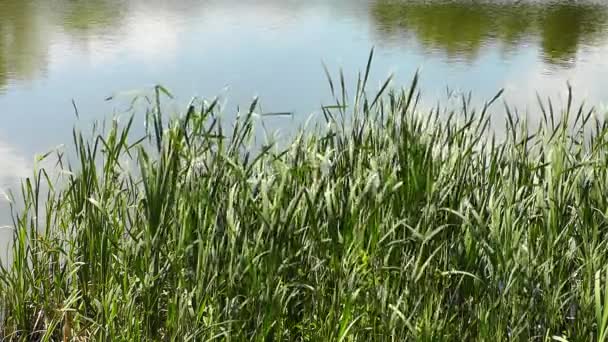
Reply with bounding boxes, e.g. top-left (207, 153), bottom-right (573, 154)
top-left (2, 52), bottom-right (608, 341)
